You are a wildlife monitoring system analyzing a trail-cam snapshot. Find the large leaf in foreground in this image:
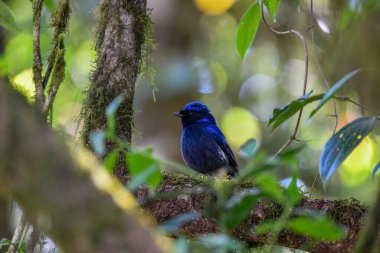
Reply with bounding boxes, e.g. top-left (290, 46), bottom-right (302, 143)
top-left (286, 216), bottom-right (345, 240)
top-left (127, 149), bottom-right (162, 191)
top-left (320, 117), bottom-right (377, 187)
top-left (198, 234), bottom-right (243, 251)
top-left (222, 192), bottom-right (261, 231)
top-left (310, 69), bottom-right (360, 118)
top-left (236, 3), bottom-right (260, 60)
top-left (269, 92), bottom-right (323, 131)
